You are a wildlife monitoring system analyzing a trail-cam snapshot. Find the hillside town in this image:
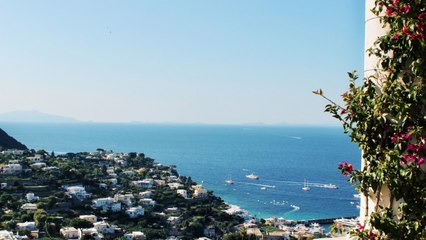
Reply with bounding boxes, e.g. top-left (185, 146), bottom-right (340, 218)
top-left (1, 145), bottom-right (341, 239)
